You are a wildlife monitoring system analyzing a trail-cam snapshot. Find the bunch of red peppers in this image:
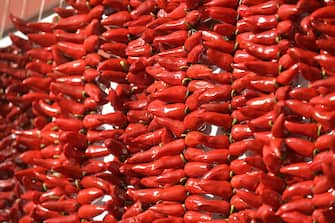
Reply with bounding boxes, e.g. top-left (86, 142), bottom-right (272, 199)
top-left (1, 0), bottom-right (335, 222)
